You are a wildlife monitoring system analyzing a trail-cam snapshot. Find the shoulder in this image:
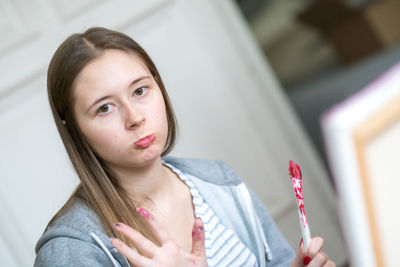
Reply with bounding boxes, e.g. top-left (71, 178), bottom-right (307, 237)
top-left (34, 236), bottom-right (112, 267)
top-left (34, 199), bottom-right (115, 266)
top-left (36, 198), bottom-right (104, 250)
top-left (162, 155), bottom-right (243, 186)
